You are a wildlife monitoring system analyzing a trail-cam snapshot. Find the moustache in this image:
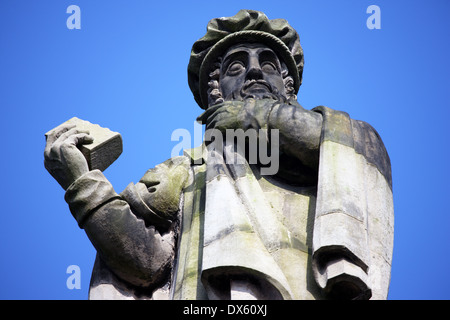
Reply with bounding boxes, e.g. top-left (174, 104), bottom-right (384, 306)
top-left (242, 79), bottom-right (273, 92)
